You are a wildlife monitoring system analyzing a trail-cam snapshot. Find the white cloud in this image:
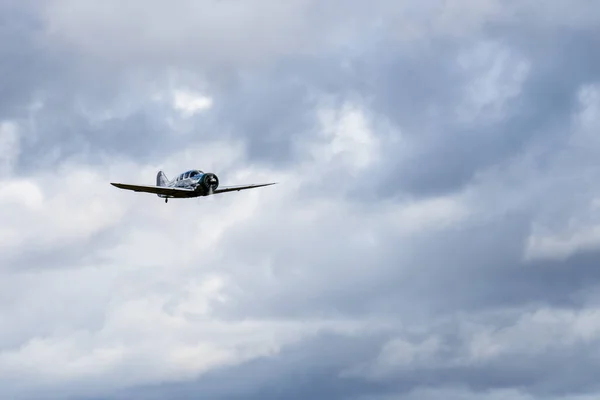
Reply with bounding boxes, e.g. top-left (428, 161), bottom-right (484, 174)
top-left (522, 85), bottom-right (600, 262)
top-left (570, 84), bottom-right (600, 151)
top-left (456, 40), bottom-right (530, 123)
top-left (363, 387), bottom-right (586, 400)
top-left (0, 167), bottom-right (126, 265)
top-left (524, 219), bottom-right (600, 262)
top-left (305, 100), bottom-right (387, 172)
top-left (346, 307), bottom-right (600, 384)
top-left (172, 89), bottom-right (213, 116)
top-left (0, 121), bottom-right (20, 176)
top-left (41, 0), bottom-right (320, 69)
top-left (464, 308), bottom-right (600, 362)
top-left (388, 195), bottom-right (469, 234)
